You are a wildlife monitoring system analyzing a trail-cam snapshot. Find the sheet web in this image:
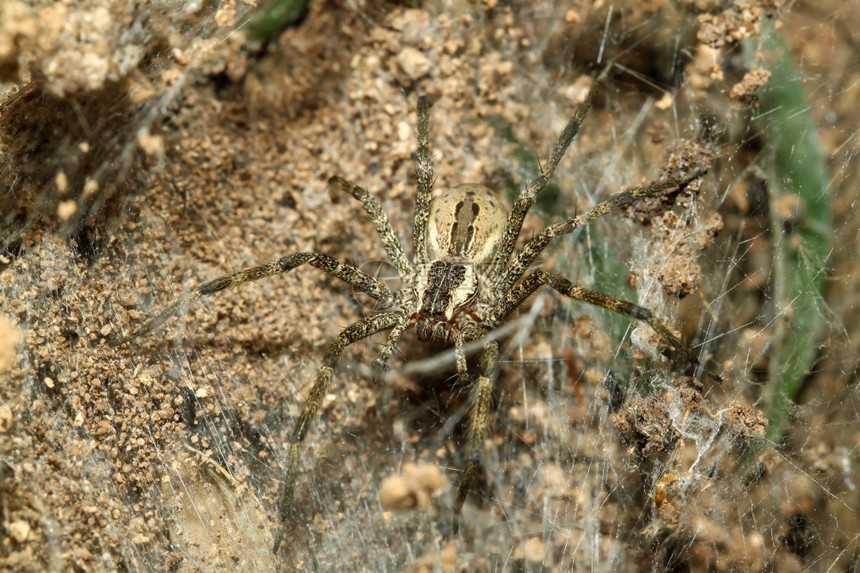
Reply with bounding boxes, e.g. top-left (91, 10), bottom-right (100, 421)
top-left (0, 0), bottom-right (857, 571)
